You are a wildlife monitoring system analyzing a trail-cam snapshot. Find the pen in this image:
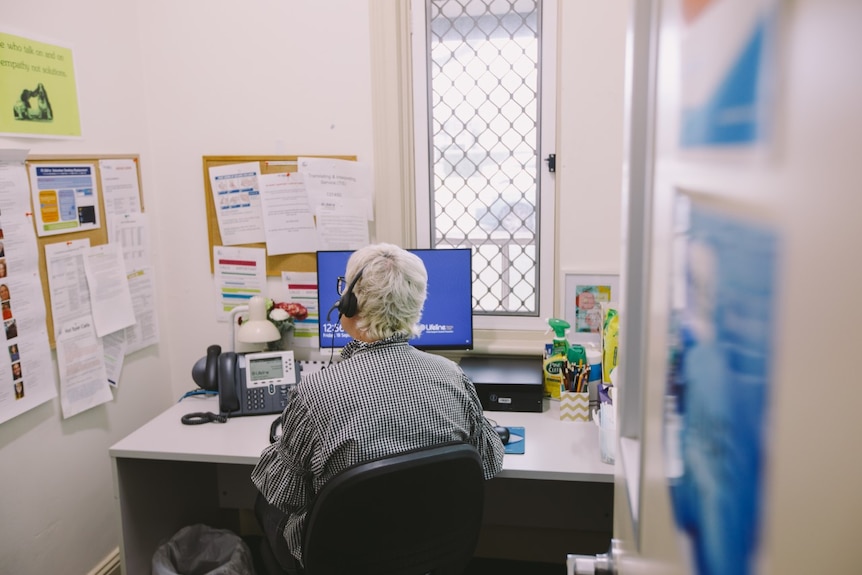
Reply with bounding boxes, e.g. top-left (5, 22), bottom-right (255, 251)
top-left (578, 361), bottom-right (587, 392)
